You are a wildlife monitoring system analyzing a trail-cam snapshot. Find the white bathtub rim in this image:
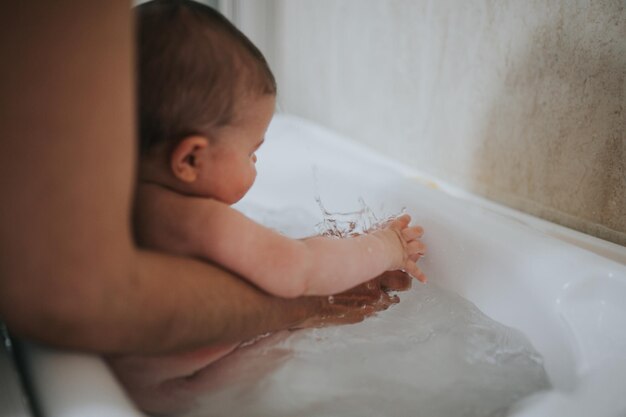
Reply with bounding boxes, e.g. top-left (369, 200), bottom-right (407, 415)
top-left (268, 113), bottom-right (625, 266)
